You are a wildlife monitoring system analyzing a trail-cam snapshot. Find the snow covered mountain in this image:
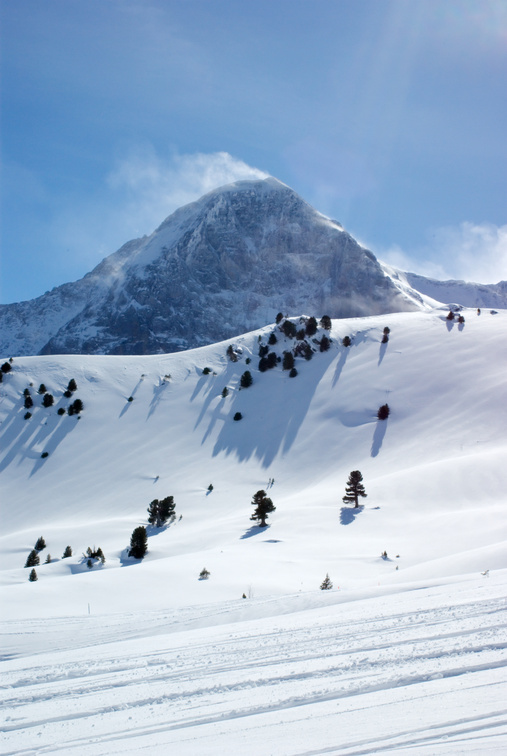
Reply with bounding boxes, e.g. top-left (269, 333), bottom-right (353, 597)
top-left (1, 307), bottom-right (506, 753)
top-left (3, 177), bottom-right (504, 358)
